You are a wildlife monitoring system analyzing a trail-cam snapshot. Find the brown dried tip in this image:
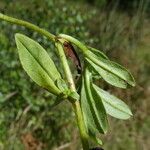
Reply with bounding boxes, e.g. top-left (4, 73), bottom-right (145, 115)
top-left (63, 41), bottom-right (81, 74)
